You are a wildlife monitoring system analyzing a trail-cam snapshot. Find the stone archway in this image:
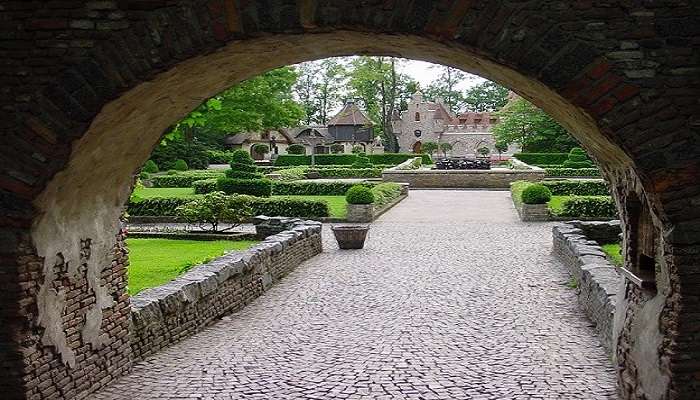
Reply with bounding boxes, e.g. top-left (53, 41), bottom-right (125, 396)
top-left (1, 2), bottom-right (698, 400)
